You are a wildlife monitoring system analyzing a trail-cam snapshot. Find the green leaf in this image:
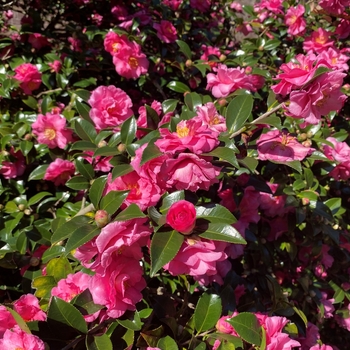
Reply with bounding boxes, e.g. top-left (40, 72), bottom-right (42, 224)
top-left (162, 99), bottom-right (178, 114)
top-left (100, 190), bottom-right (129, 215)
top-left (75, 158), bottom-right (95, 180)
top-left (184, 92), bottom-right (202, 111)
top-left (73, 289), bottom-right (104, 315)
top-left (6, 308), bottom-right (31, 334)
top-left (65, 225), bottom-right (101, 254)
top-left (75, 119), bottom-right (97, 143)
top-left (140, 143), bottom-right (163, 165)
top-left (89, 176), bottom-right (107, 208)
top-left (74, 89), bottom-right (91, 102)
top-left (121, 116), bottom-right (137, 145)
top-left (226, 94), bottom-right (253, 134)
top-left (86, 334), bottom-right (113, 350)
top-left (20, 140), bottom-right (33, 156)
top-left (28, 165), bottom-right (49, 181)
top-left (117, 311), bottom-right (142, 331)
top-left (238, 157), bottom-right (258, 173)
top-left (150, 230), bottom-right (184, 277)
top-left (74, 78), bottom-right (97, 88)
top-left (51, 215), bottom-right (91, 244)
top-left (70, 141), bottom-right (97, 151)
top-left (263, 39), bottom-right (281, 51)
top-left (75, 100), bottom-right (94, 123)
top-left (65, 176), bottom-right (90, 190)
top-left (202, 147), bottom-right (240, 168)
top-left (111, 163), bottom-right (134, 180)
top-left (32, 276), bottom-right (57, 298)
top-left (146, 105), bottom-right (160, 129)
top-left (194, 293), bottom-right (222, 333)
top-left (157, 335), bottom-right (179, 350)
top-left (199, 223), bottom-right (246, 244)
top-left (270, 160), bottom-right (302, 173)
top-left (23, 96), bottom-right (38, 110)
top-left (227, 312), bottom-right (262, 346)
top-left (93, 146), bottom-right (120, 157)
top-left (46, 256), bottom-right (73, 282)
top-left (196, 205), bottom-right (237, 224)
top-left (41, 245), bottom-right (65, 264)
top-left (160, 191), bottom-right (185, 214)
top-left (208, 333), bottom-right (243, 349)
top-left (176, 40), bottom-right (192, 59)
top-left (115, 204), bottom-right (146, 221)
top-left (48, 297), bottom-right (88, 334)
top-left (167, 81), bottom-right (190, 94)
top-left (292, 307), bottom-right (308, 326)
